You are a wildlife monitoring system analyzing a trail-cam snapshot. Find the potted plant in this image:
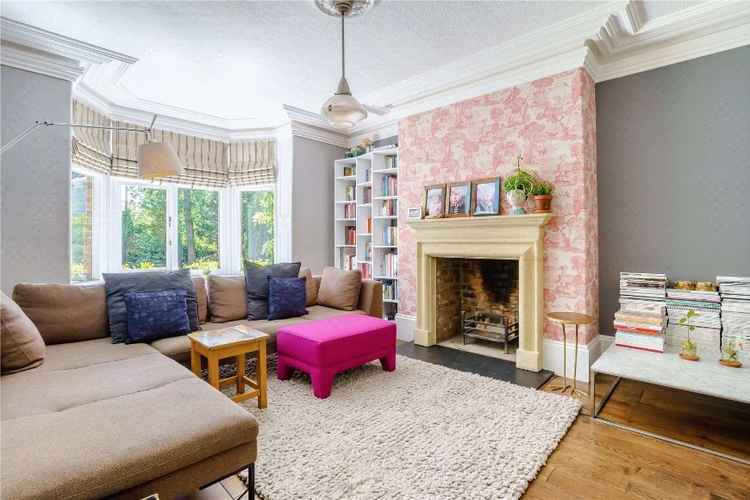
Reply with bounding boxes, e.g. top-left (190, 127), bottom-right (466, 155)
top-left (531, 179), bottom-right (554, 213)
top-left (503, 168), bottom-right (535, 215)
top-left (678, 309), bottom-right (700, 361)
top-left (720, 339), bottom-right (743, 368)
